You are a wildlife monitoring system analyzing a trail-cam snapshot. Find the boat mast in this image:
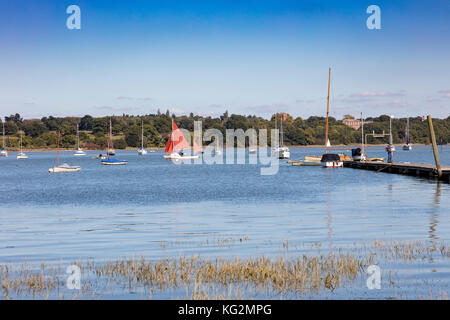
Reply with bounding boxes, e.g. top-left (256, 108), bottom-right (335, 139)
top-left (57, 131), bottom-right (60, 167)
top-left (325, 67), bottom-right (331, 153)
top-left (406, 118), bottom-right (410, 144)
top-left (76, 124), bottom-right (79, 150)
top-left (274, 113), bottom-right (277, 147)
top-left (141, 120), bottom-right (144, 149)
top-left (2, 121), bottom-right (5, 149)
top-left (280, 114), bottom-right (283, 146)
top-left (109, 118), bottom-right (114, 150)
